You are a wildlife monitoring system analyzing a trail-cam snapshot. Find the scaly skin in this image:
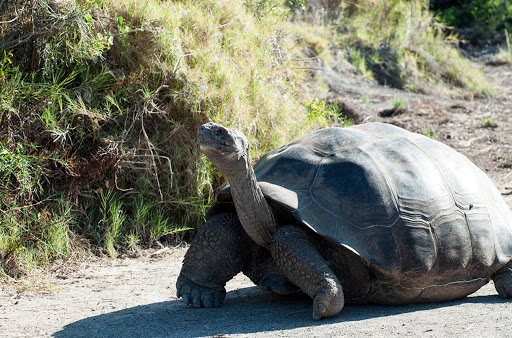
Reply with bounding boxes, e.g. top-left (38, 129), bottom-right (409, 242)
top-left (271, 225), bottom-right (345, 320)
top-left (198, 122), bottom-right (277, 248)
top-left (177, 212), bottom-right (298, 308)
top-left (190, 122), bottom-right (348, 318)
top-left (177, 213), bottom-right (249, 308)
top-left (493, 260), bottom-right (512, 298)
